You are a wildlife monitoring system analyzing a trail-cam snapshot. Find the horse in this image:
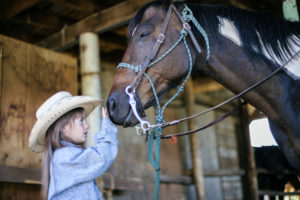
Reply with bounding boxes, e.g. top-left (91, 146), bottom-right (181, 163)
top-left (106, 0), bottom-right (300, 170)
top-left (254, 146), bottom-right (300, 200)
